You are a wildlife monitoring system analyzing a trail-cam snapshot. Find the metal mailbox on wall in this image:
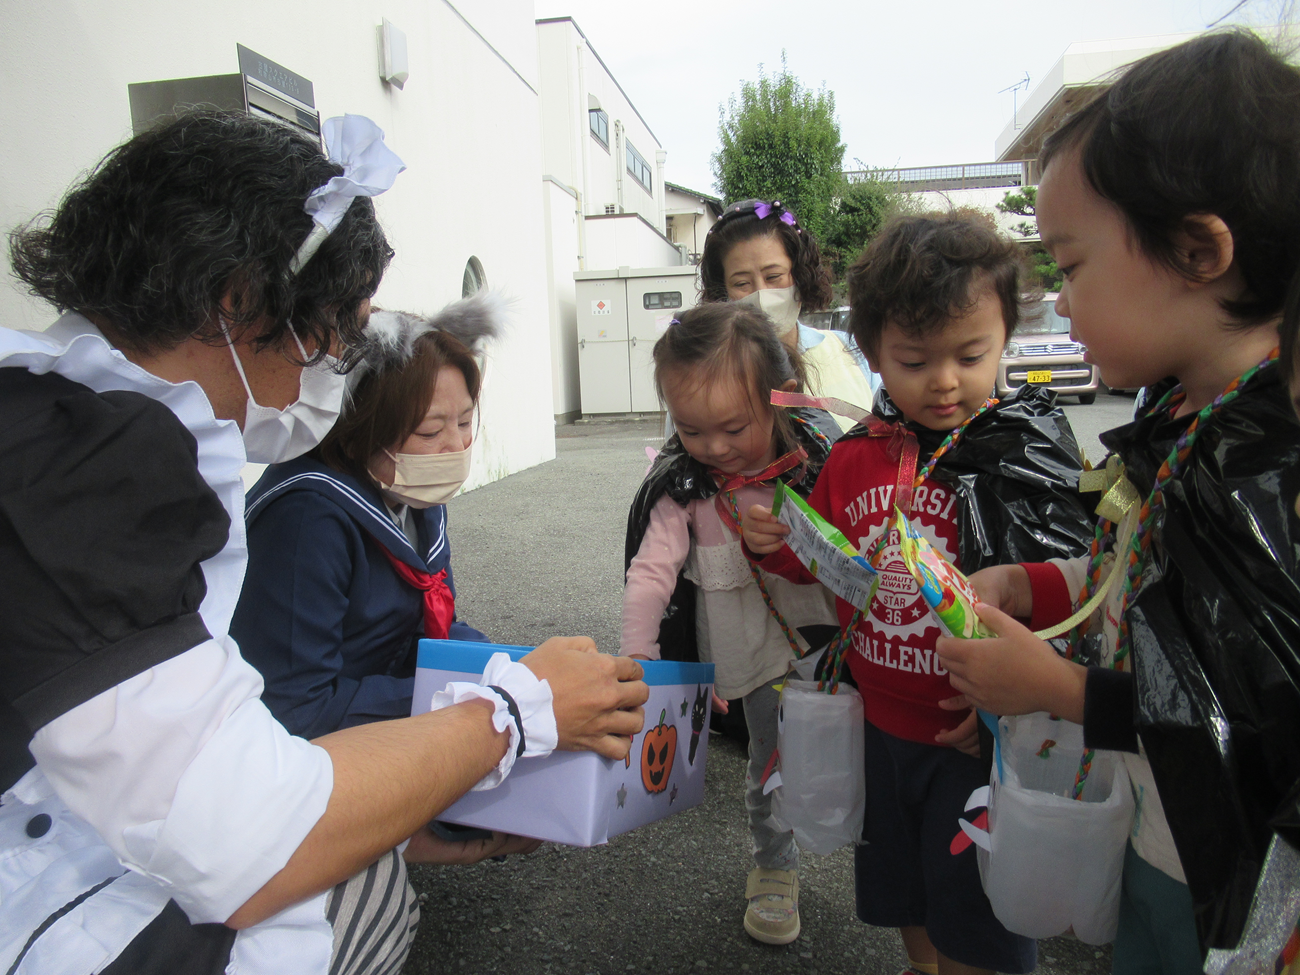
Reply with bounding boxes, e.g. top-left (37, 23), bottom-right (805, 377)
top-left (574, 265), bottom-right (699, 415)
top-left (128, 44), bottom-right (320, 141)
